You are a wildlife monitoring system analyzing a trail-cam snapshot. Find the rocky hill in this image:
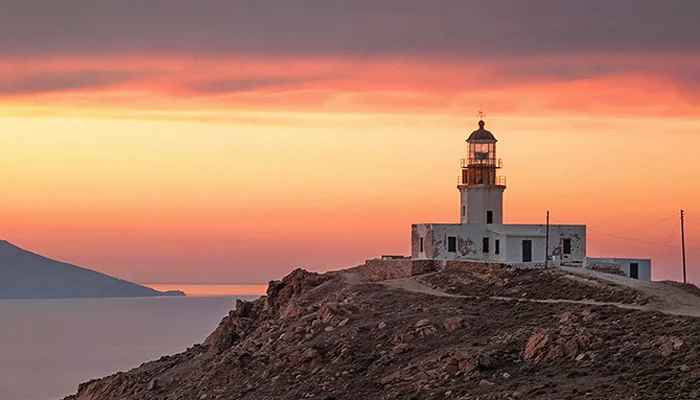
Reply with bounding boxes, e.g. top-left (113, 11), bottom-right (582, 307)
top-left (0, 240), bottom-right (184, 299)
top-left (63, 264), bottom-right (700, 400)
